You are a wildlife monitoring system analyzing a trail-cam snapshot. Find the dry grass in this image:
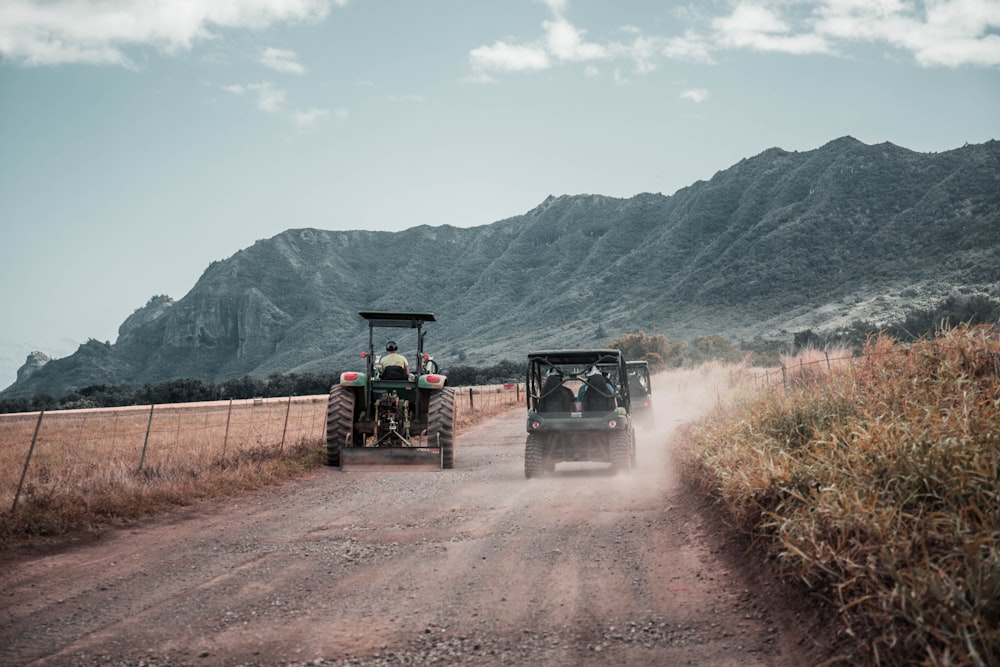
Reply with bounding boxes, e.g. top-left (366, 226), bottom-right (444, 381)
top-left (678, 324), bottom-right (1000, 666)
top-left (0, 385), bottom-right (522, 550)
